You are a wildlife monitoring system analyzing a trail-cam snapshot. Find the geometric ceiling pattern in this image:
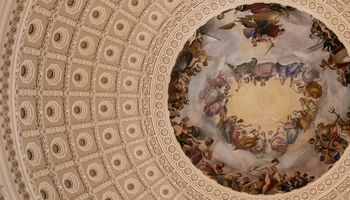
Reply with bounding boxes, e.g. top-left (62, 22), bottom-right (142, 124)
top-left (1, 0), bottom-right (350, 200)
